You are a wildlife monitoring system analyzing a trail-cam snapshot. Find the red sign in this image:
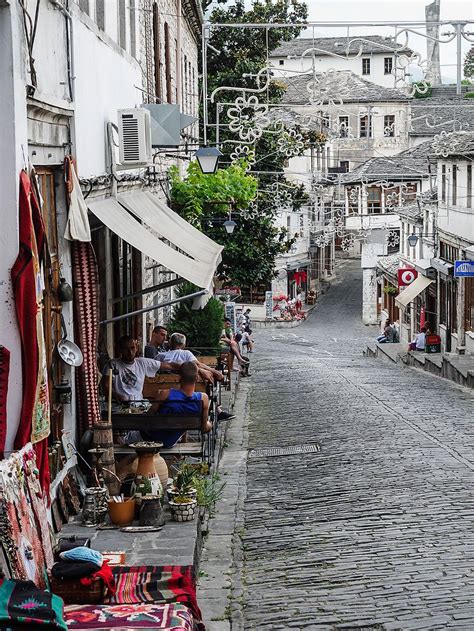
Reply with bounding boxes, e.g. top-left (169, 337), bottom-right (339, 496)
top-left (398, 268), bottom-right (418, 288)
